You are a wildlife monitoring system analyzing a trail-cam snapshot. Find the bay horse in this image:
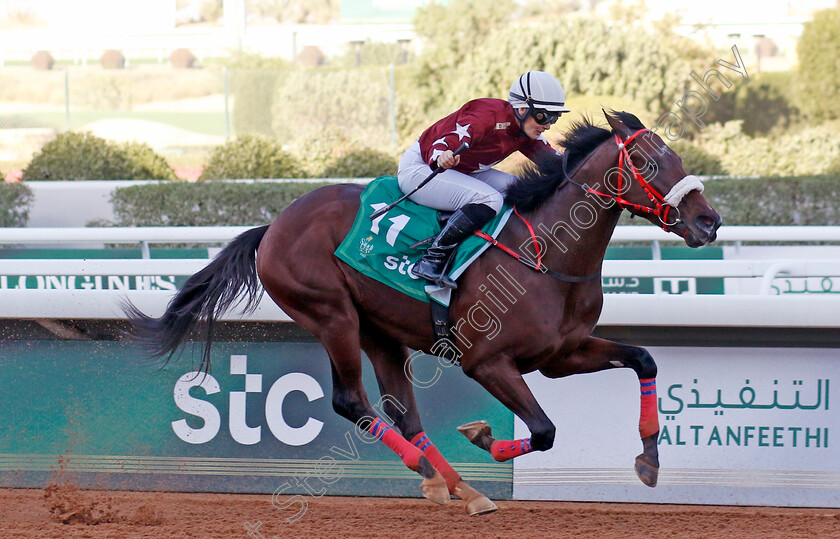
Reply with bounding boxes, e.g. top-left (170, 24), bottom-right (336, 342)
top-left (126, 111), bottom-right (721, 516)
